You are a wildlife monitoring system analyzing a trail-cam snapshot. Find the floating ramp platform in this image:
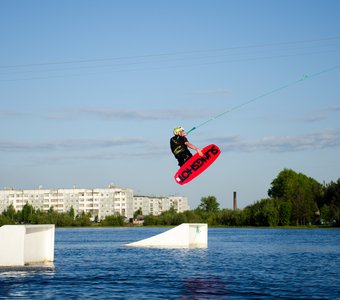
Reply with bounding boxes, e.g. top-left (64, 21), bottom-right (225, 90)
top-left (126, 223), bottom-right (208, 248)
top-left (0, 225), bottom-right (55, 267)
